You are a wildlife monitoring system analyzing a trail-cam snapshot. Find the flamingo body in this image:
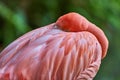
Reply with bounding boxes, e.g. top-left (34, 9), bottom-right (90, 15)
top-left (0, 12), bottom-right (108, 80)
